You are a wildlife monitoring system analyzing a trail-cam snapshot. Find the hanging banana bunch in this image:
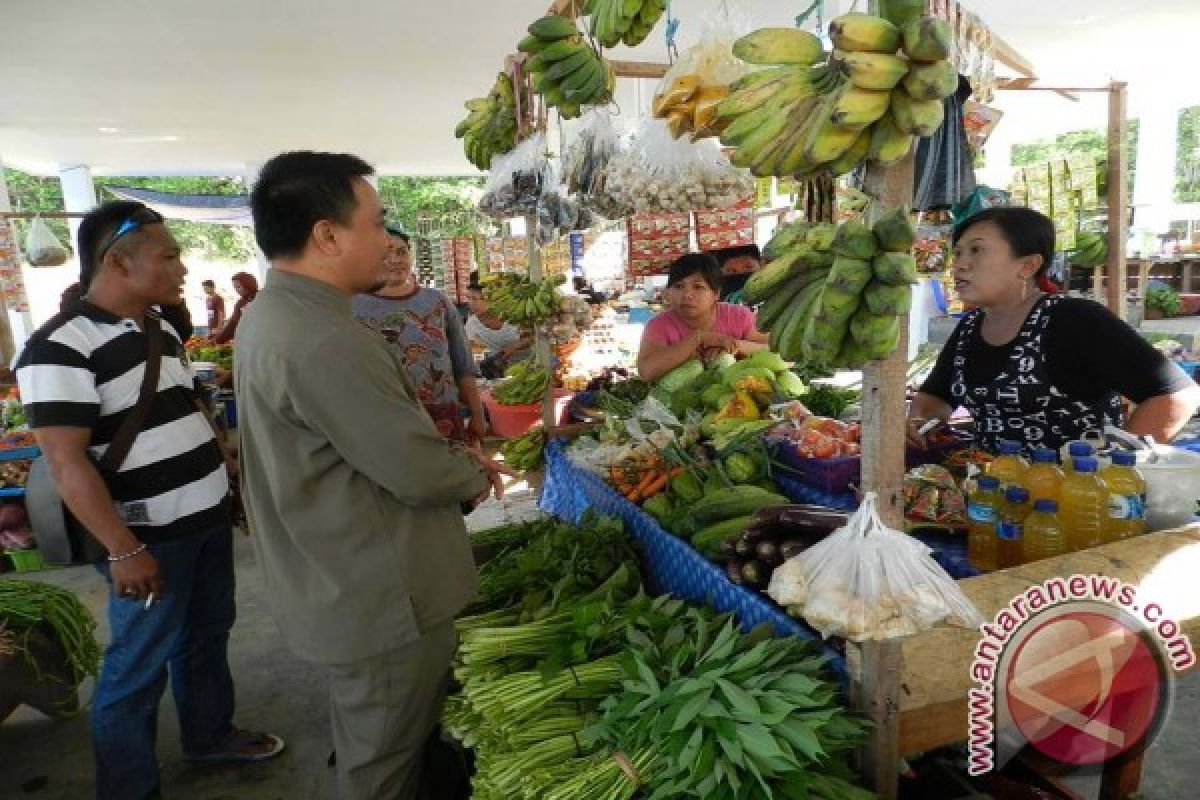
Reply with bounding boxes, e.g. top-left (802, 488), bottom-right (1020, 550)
top-left (454, 72), bottom-right (518, 171)
top-left (585, 0), bottom-right (667, 48)
top-left (519, 15), bottom-right (615, 119)
top-left (719, 7), bottom-right (961, 180)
